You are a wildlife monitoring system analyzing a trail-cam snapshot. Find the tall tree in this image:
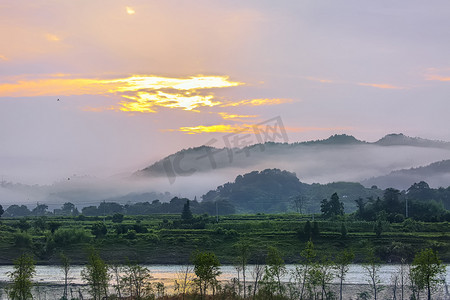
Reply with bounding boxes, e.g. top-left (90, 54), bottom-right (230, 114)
top-left (81, 249), bottom-right (110, 300)
top-left (0, 204), bottom-right (4, 218)
top-left (7, 254), bottom-right (36, 300)
top-left (320, 193), bottom-right (344, 218)
top-left (264, 246), bottom-right (286, 297)
top-left (60, 252), bottom-right (71, 300)
top-left (295, 240), bottom-right (316, 300)
top-left (363, 253), bottom-right (383, 300)
top-left (121, 262), bottom-right (153, 299)
top-left (31, 203), bottom-right (48, 216)
top-left (181, 200), bottom-right (193, 221)
top-left (334, 249), bottom-right (354, 300)
top-left (192, 251), bottom-right (221, 299)
top-left (235, 240), bottom-right (250, 298)
top-left (411, 248), bottom-right (446, 300)
top-left (383, 188), bottom-right (402, 214)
